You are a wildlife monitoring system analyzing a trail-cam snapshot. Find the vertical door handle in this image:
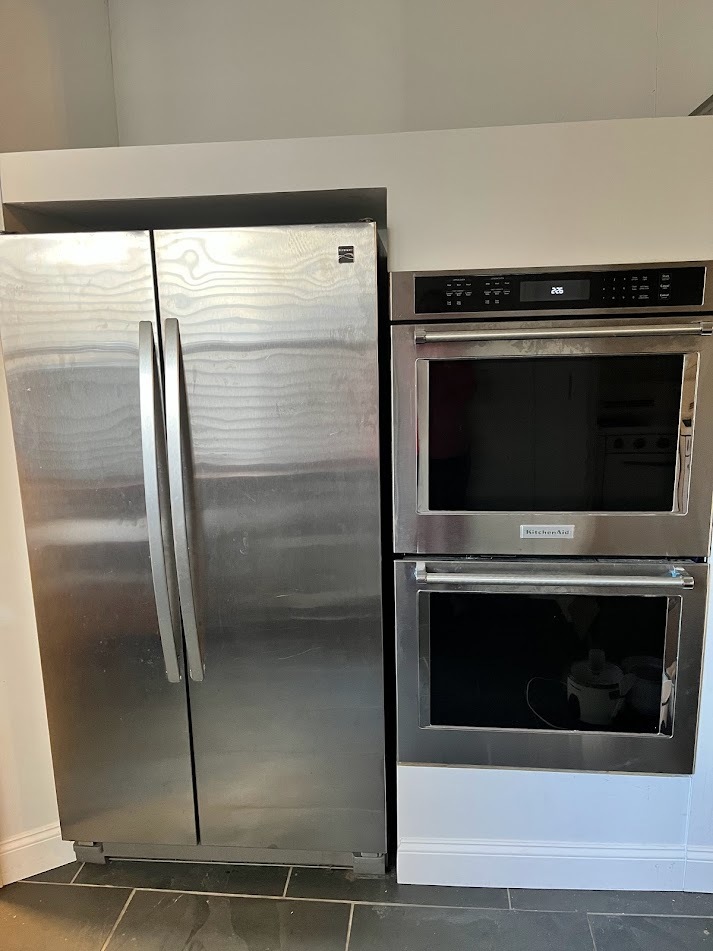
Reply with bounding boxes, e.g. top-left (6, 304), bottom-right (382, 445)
top-left (164, 318), bottom-right (204, 682)
top-left (138, 321), bottom-right (182, 683)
